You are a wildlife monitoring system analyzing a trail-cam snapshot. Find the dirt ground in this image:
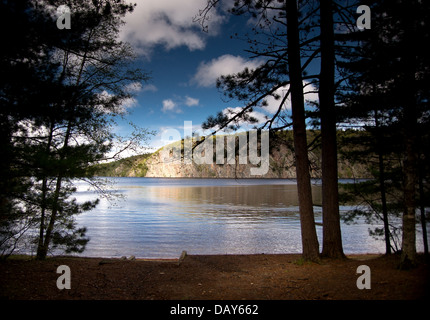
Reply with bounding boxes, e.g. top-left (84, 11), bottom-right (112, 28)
top-left (0, 253), bottom-right (428, 300)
